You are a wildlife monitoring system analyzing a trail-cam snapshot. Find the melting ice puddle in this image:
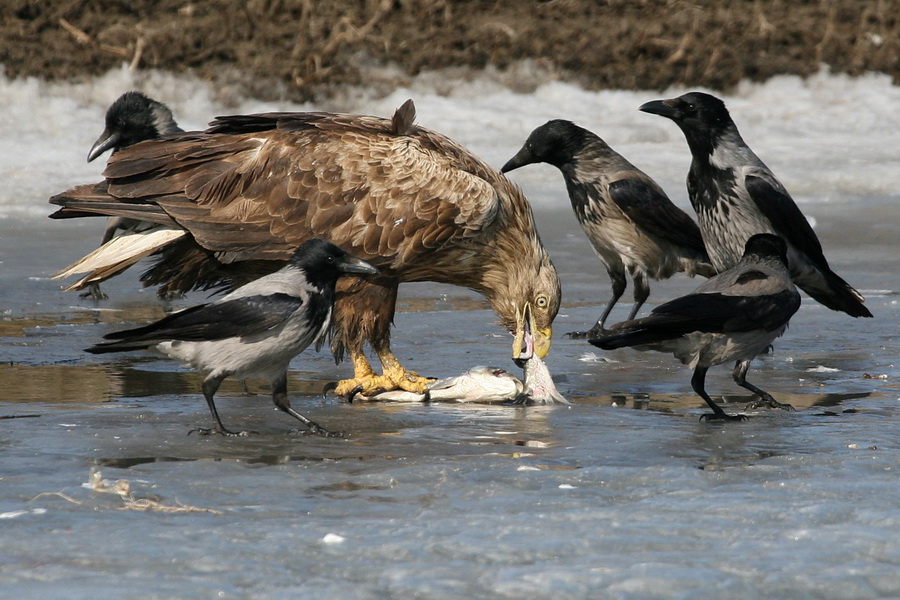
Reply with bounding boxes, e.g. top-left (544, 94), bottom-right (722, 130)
top-left (0, 508), bottom-right (47, 519)
top-left (578, 352), bottom-right (618, 363)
